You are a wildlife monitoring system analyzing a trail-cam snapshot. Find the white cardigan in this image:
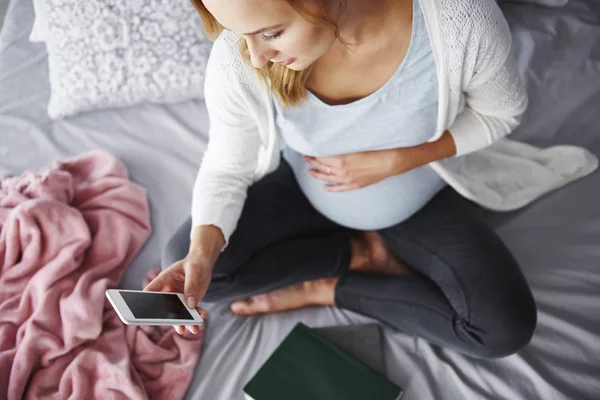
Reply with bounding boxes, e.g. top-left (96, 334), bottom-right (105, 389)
top-left (192, 0), bottom-right (598, 243)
